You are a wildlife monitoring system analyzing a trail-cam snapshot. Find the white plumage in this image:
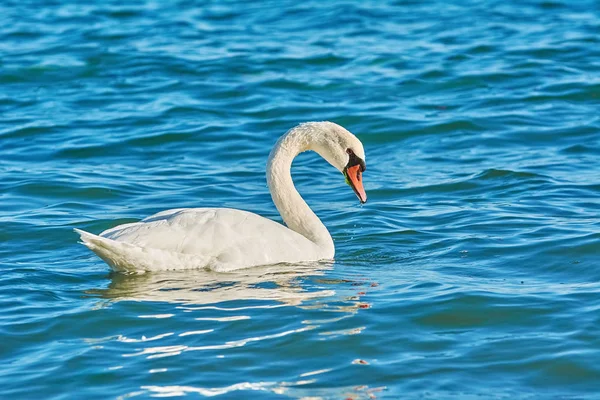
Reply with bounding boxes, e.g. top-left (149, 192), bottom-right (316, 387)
top-left (75, 208), bottom-right (323, 272)
top-left (76, 121), bottom-right (367, 273)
